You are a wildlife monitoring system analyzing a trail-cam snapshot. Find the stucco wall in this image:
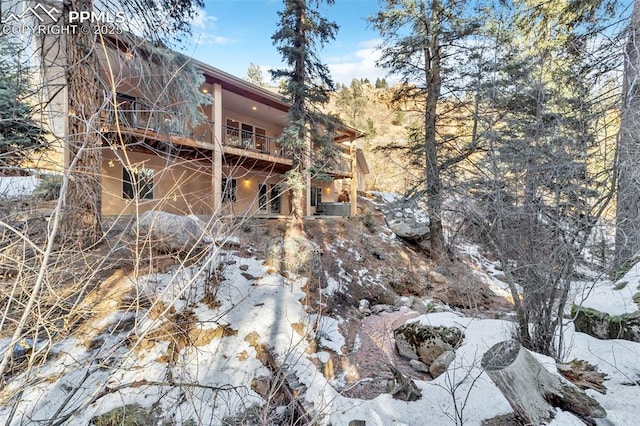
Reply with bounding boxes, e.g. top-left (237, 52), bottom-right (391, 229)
top-left (102, 150), bottom-right (213, 216)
